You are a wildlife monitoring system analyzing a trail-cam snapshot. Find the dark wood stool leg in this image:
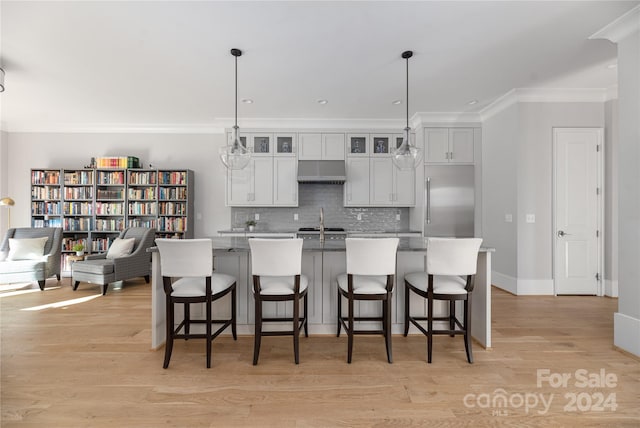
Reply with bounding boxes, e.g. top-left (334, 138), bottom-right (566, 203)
top-left (403, 283), bottom-right (410, 337)
top-left (293, 295), bottom-right (300, 364)
top-left (347, 296), bottom-right (354, 364)
top-left (336, 290), bottom-right (342, 337)
top-left (144, 275), bottom-right (150, 283)
top-left (449, 300), bottom-right (456, 337)
top-left (303, 293), bottom-right (309, 337)
top-left (102, 284), bottom-right (108, 295)
top-left (231, 286), bottom-right (237, 340)
top-left (73, 281), bottom-right (80, 291)
top-left (206, 297), bottom-right (212, 368)
top-left (427, 295), bottom-right (434, 364)
top-left (184, 303), bottom-right (190, 338)
top-left (38, 280), bottom-right (45, 290)
top-left (385, 296), bottom-right (393, 363)
top-left (163, 297), bottom-right (174, 369)
top-left (253, 296), bottom-right (262, 365)
top-left (464, 296), bottom-right (473, 364)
